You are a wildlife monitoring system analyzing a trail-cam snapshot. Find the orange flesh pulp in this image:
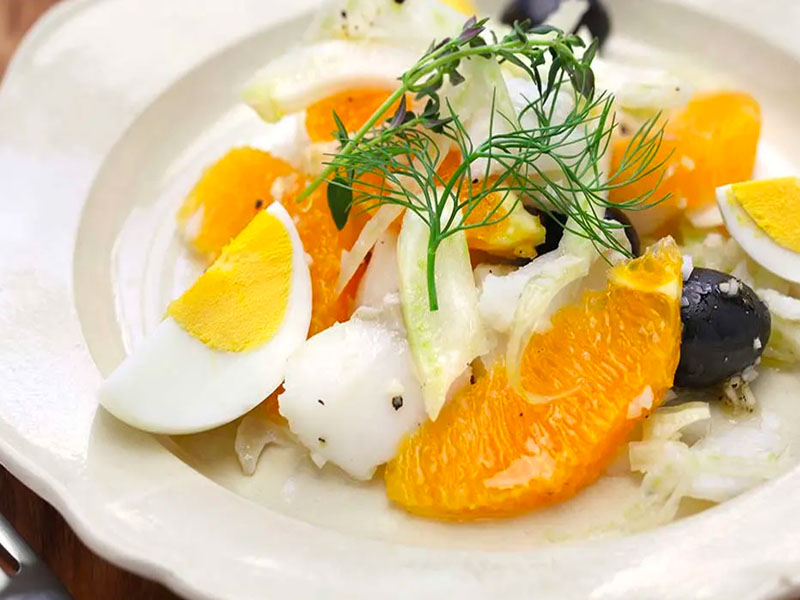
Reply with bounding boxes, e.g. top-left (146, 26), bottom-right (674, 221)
top-left (178, 149), bottom-right (363, 338)
top-left (385, 239), bottom-right (683, 519)
top-left (609, 92), bottom-right (761, 231)
top-left (438, 152), bottom-right (545, 258)
top-left (305, 89), bottom-right (401, 142)
top-left (177, 148), bottom-right (300, 260)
